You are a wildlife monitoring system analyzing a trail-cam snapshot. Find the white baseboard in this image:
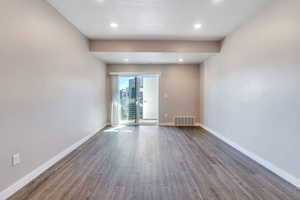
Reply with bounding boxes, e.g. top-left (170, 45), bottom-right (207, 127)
top-left (159, 122), bottom-right (201, 127)
top-left (0, 126), bottom-right (105, 200)
top-left (199, 123), bottom-right (300, 189)
top-left (159, 122), bottom-right (174, 126)
top-left (107, 122), bottom-right (202, 127)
